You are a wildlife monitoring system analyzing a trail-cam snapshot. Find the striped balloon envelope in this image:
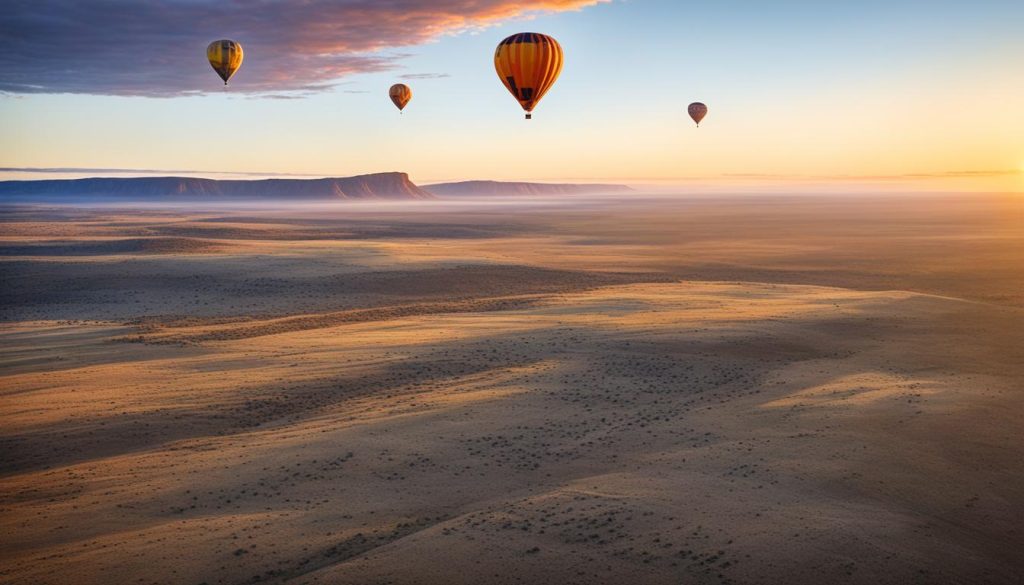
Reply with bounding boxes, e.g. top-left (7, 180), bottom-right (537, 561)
top-left (207, 40), bottom-right (244, 86)
top-left (494, 33), bottom-right (564, 120)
